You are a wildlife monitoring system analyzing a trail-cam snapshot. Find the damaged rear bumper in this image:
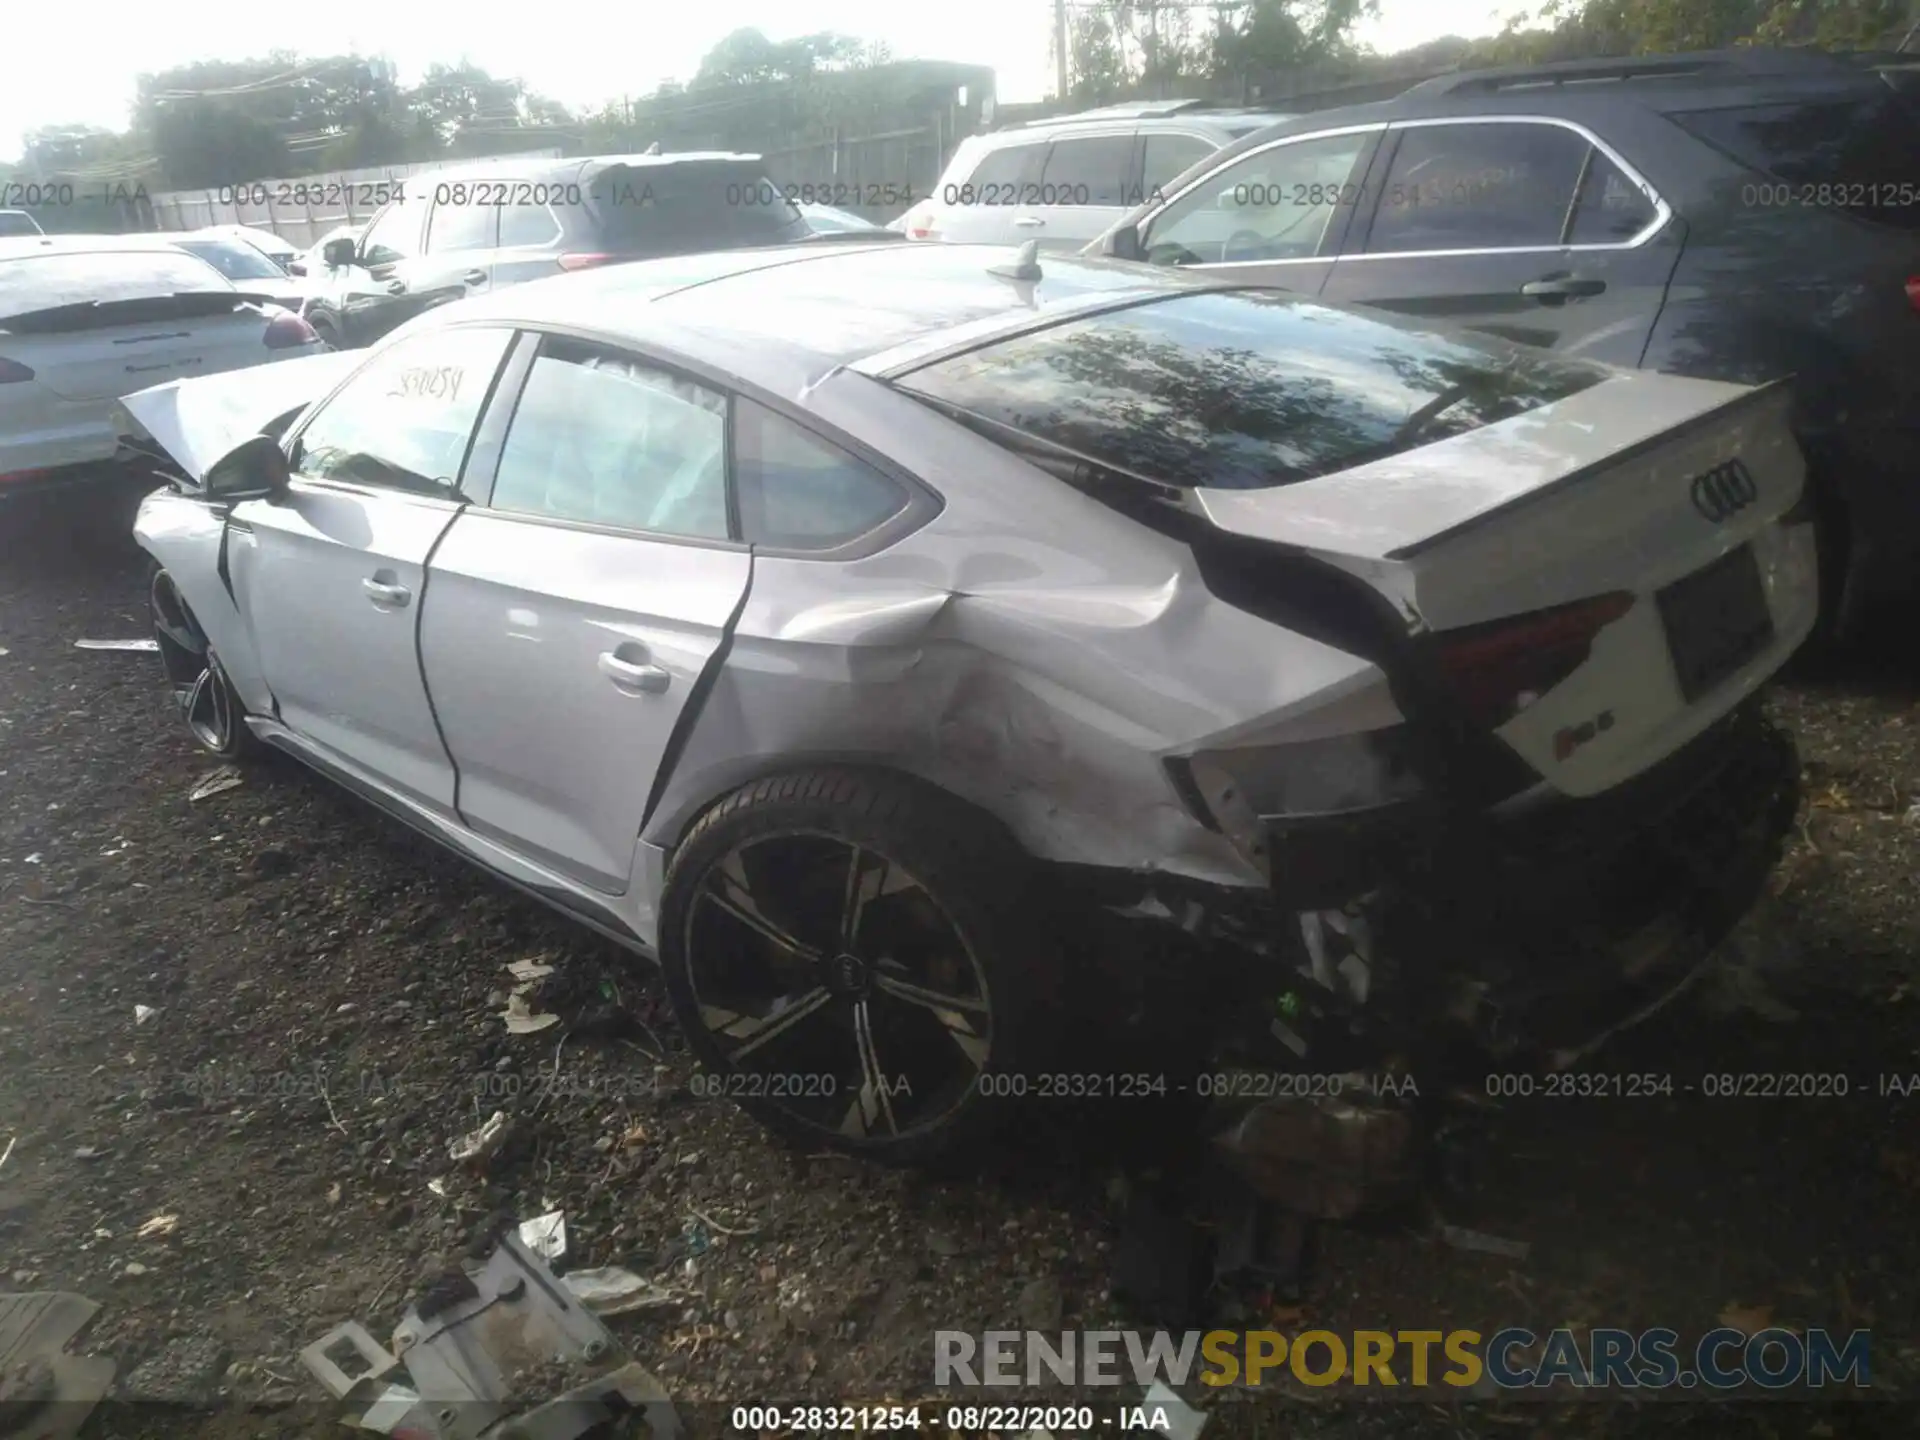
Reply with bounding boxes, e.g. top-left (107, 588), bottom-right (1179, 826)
top-left (1274, 702), bottom-right (1800, 1053)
